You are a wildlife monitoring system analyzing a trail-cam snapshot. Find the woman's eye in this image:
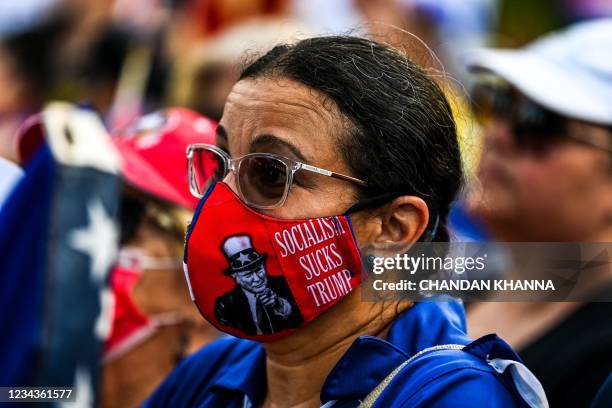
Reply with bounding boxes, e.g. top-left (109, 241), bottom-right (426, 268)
top-left (260, 163), bottom-right (286, 185)
top-left (244, 156), bottom-right (288, 188)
